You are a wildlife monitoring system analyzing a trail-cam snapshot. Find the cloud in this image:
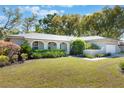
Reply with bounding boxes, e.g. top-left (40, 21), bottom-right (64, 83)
top-left (18, 6), bottom-right (64, 17)
top-left (59, 5), bottom-right (74, 8)
top-left (40, 5), bottom-right (54, 8)
top-left (19, 6), bottom-right (39, 13)
top-left (0, 15), bottom-right (7, 26)
top-left (40, 5), bottom-right (73, 8)
top-left (0, 15), bottom-right (7, 21)
top-left (60, 10), bottom-right (65, 14)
